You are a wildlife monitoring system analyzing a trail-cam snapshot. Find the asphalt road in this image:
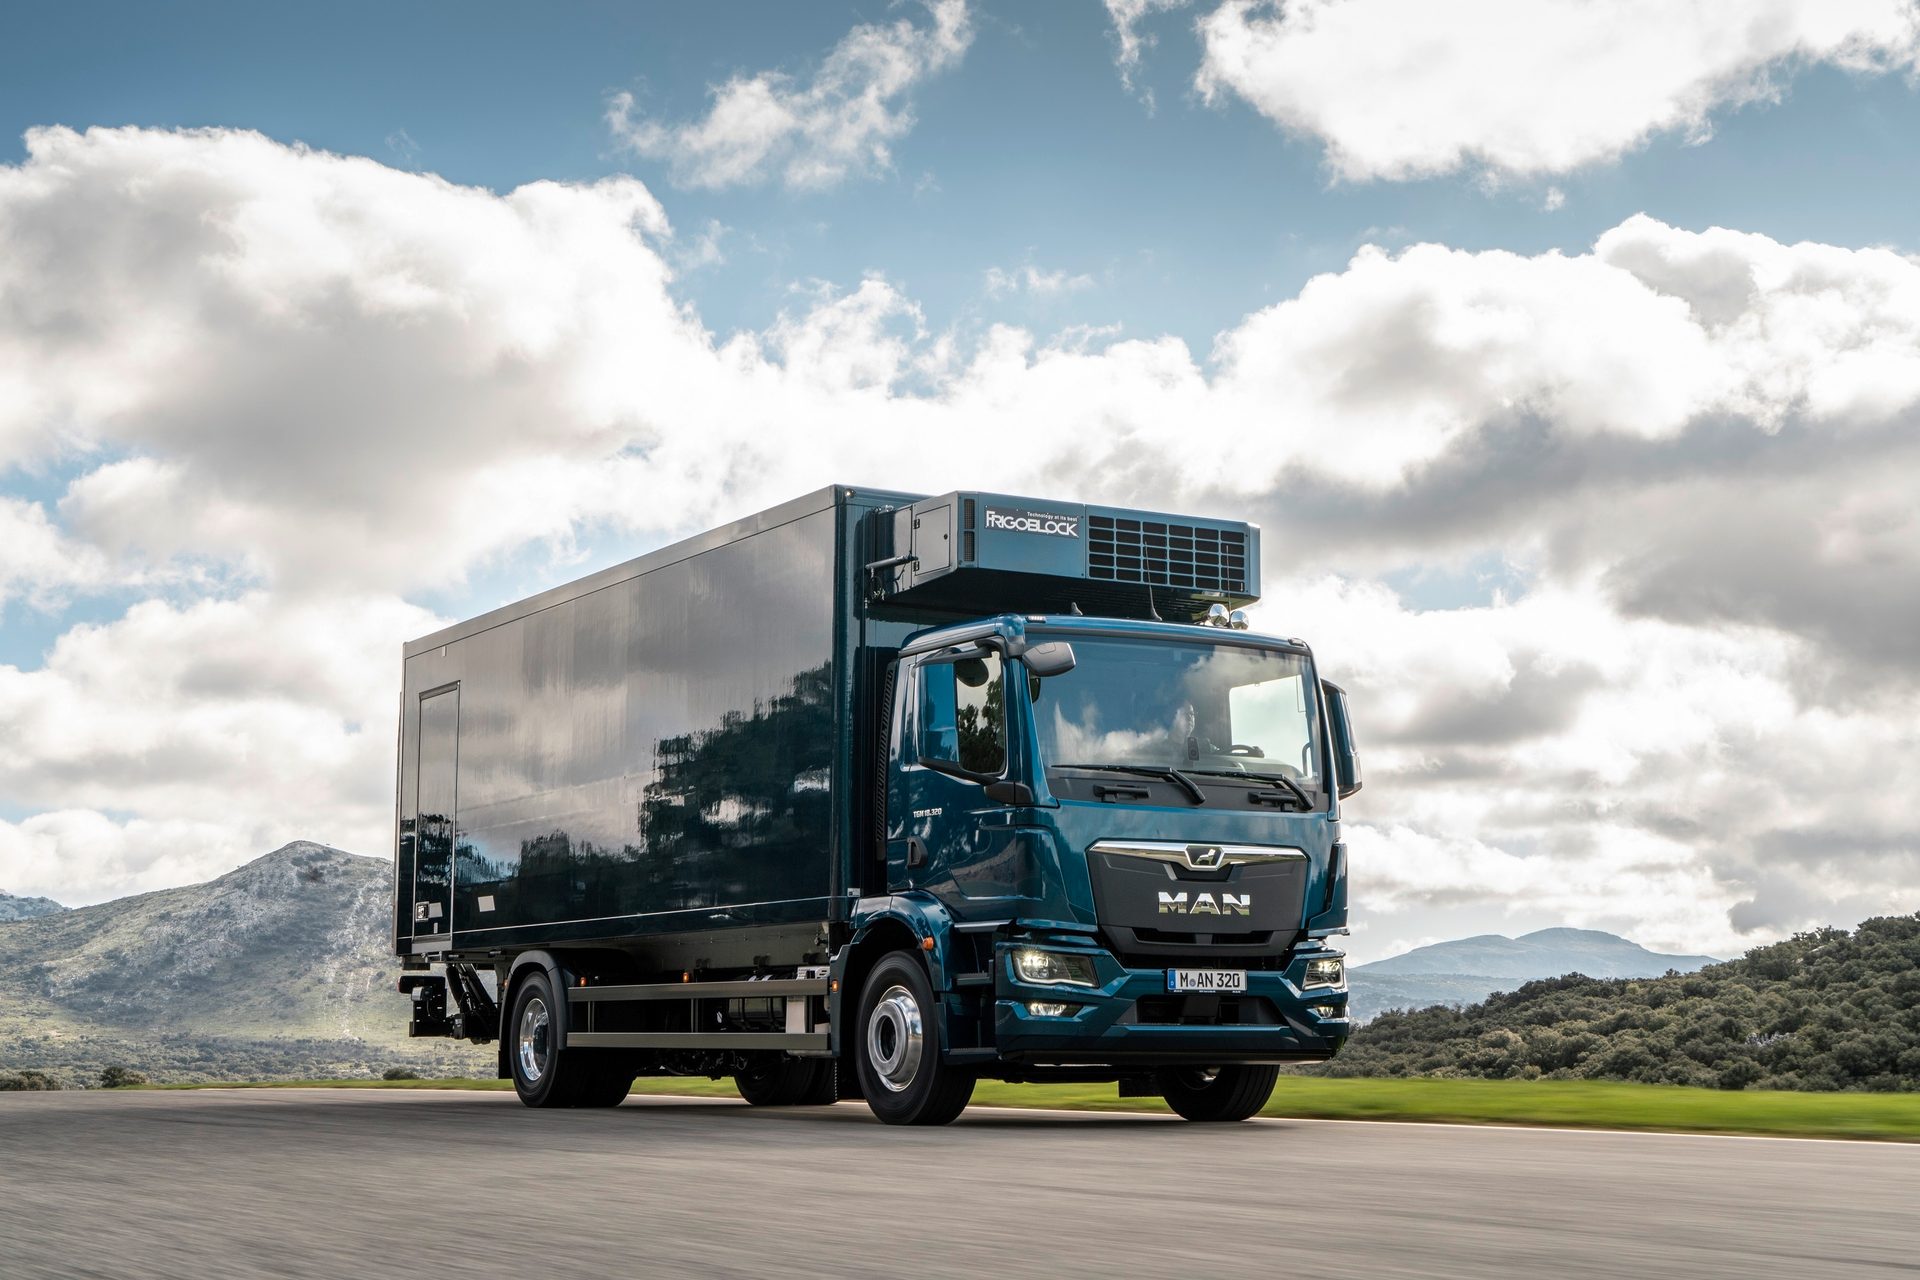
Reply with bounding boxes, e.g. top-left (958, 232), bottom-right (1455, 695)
top-left (2, 1089), bottom-right (1916, 1279)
